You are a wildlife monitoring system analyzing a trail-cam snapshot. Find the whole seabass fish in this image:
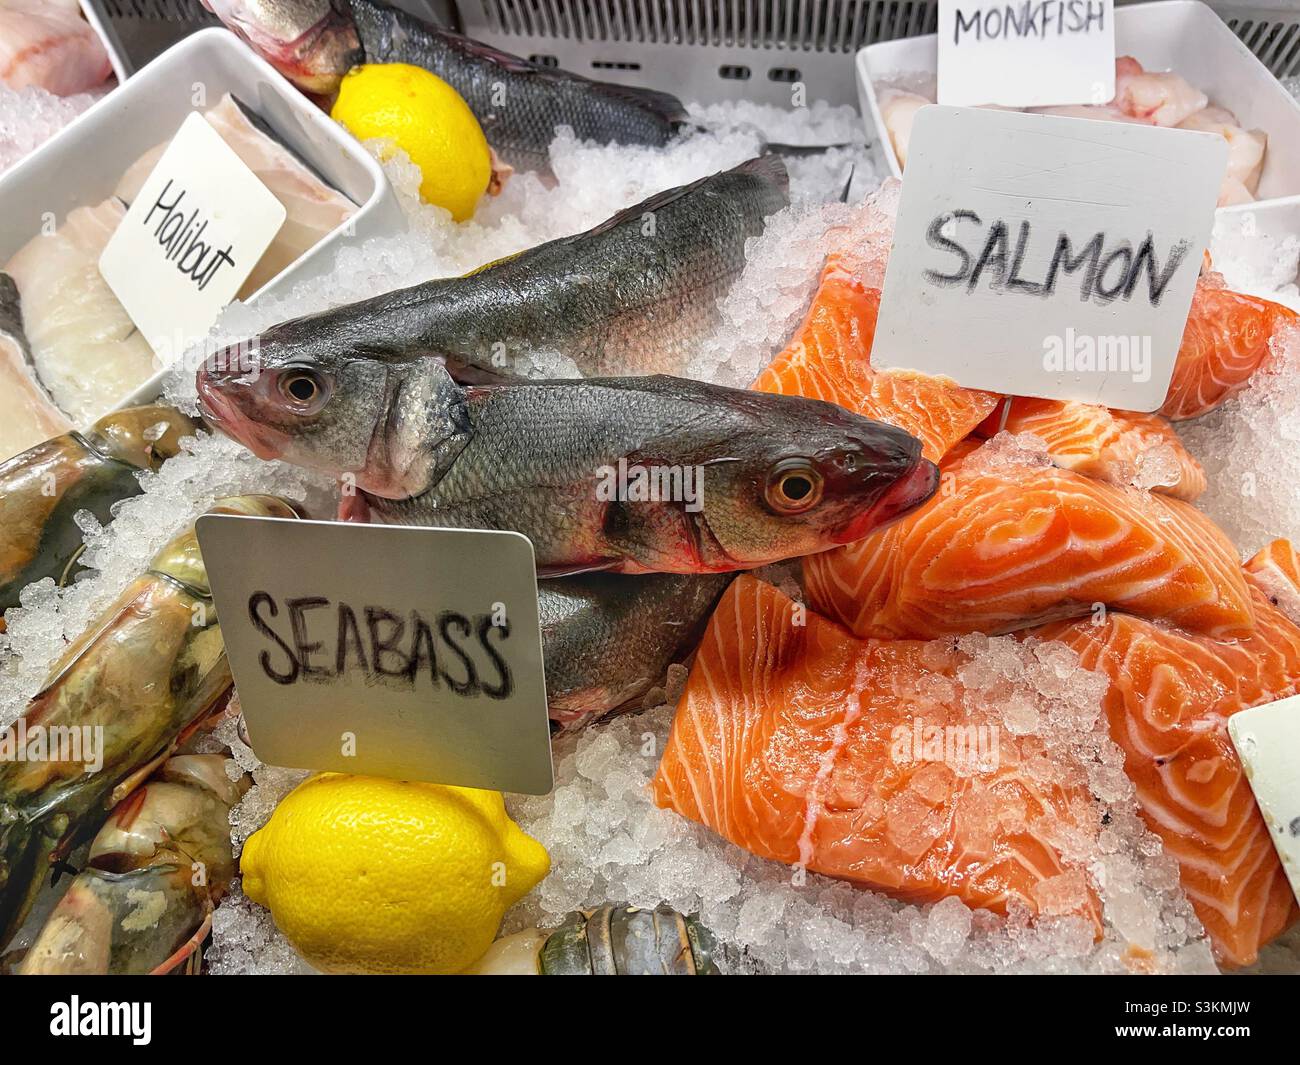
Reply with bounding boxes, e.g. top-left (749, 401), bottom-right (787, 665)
top-left (196, 356), bottom-right (938, 575)
top-left (216, 156), bottom-right (789, 382)
top-left (204, 0), bottom-right (689, 170)
top-left (541, 572), bottom-right (734, 731)
top-left (347, 0), bottom-right (687, 171)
